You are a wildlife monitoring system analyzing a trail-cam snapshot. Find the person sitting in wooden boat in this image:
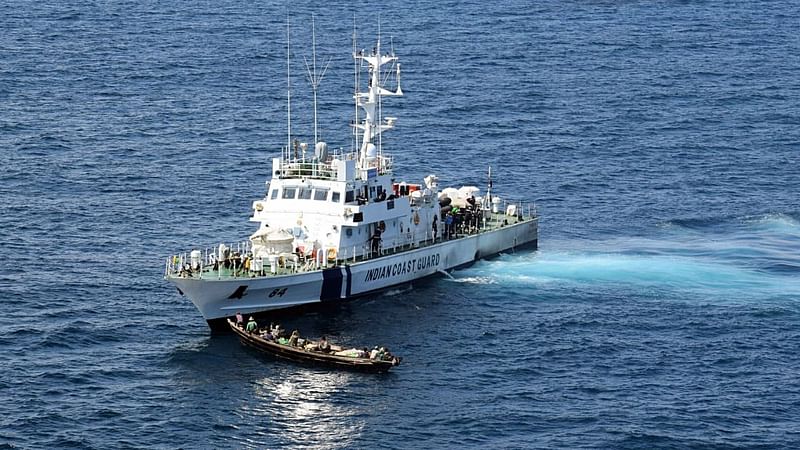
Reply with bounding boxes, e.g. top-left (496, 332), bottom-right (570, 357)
top-left (318, 336), bottom-right (331, 353)
top-left (259, 327), bottom-right (274, 341)
top-left (245, 316), bottom-right (258, 333)
top-left (371, 346), bottom-right (399, 365)
top-left (288, 329), bottom-right (300, 347)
